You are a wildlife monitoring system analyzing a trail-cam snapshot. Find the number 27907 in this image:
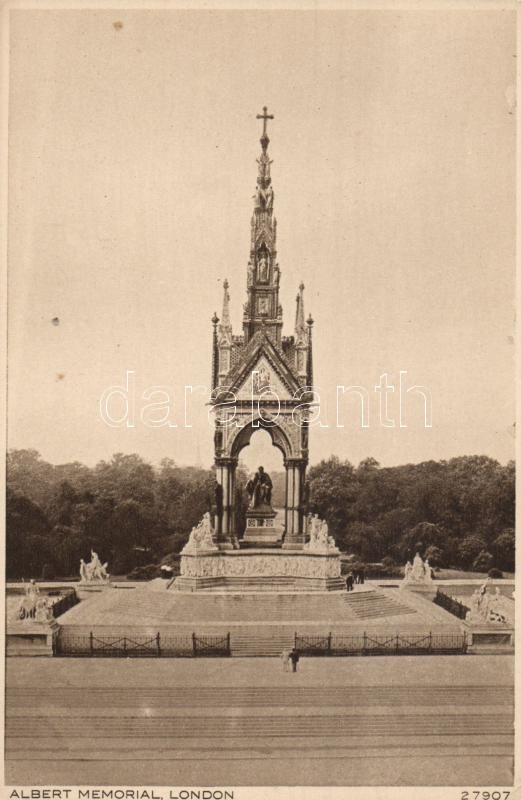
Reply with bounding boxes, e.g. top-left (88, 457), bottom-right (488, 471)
top-left (461, 792), bottom-right (510, 800)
